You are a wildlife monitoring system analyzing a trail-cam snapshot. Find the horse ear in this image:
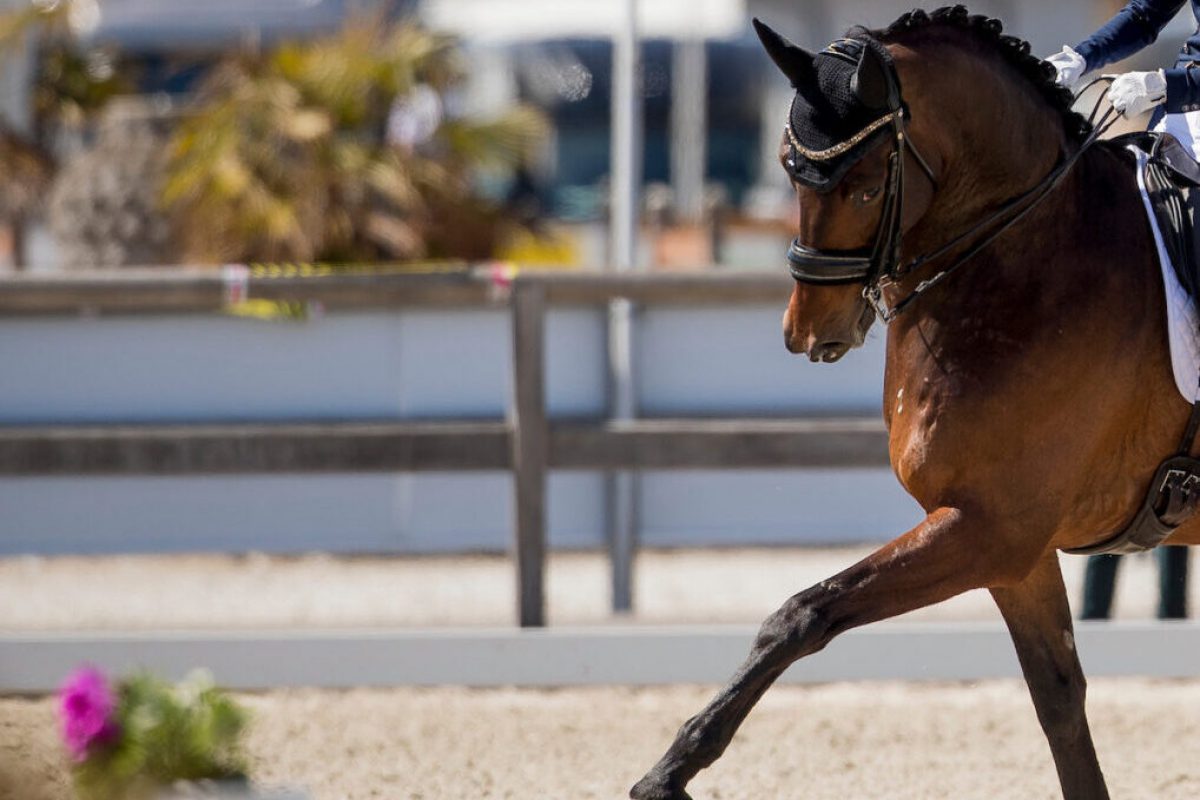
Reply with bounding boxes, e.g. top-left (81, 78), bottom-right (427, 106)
top-left (753, 18), bottom-right (814, 88)
top-left (852, 42), bottom-right (895, 111)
